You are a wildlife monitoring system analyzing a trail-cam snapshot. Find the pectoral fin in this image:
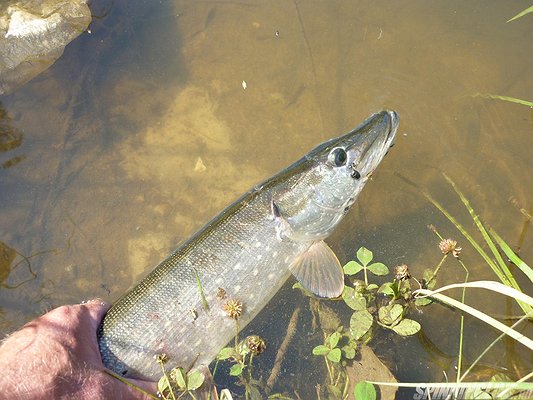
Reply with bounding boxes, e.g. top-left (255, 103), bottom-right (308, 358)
top-left (289, 241), bottom-right (344, 298)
